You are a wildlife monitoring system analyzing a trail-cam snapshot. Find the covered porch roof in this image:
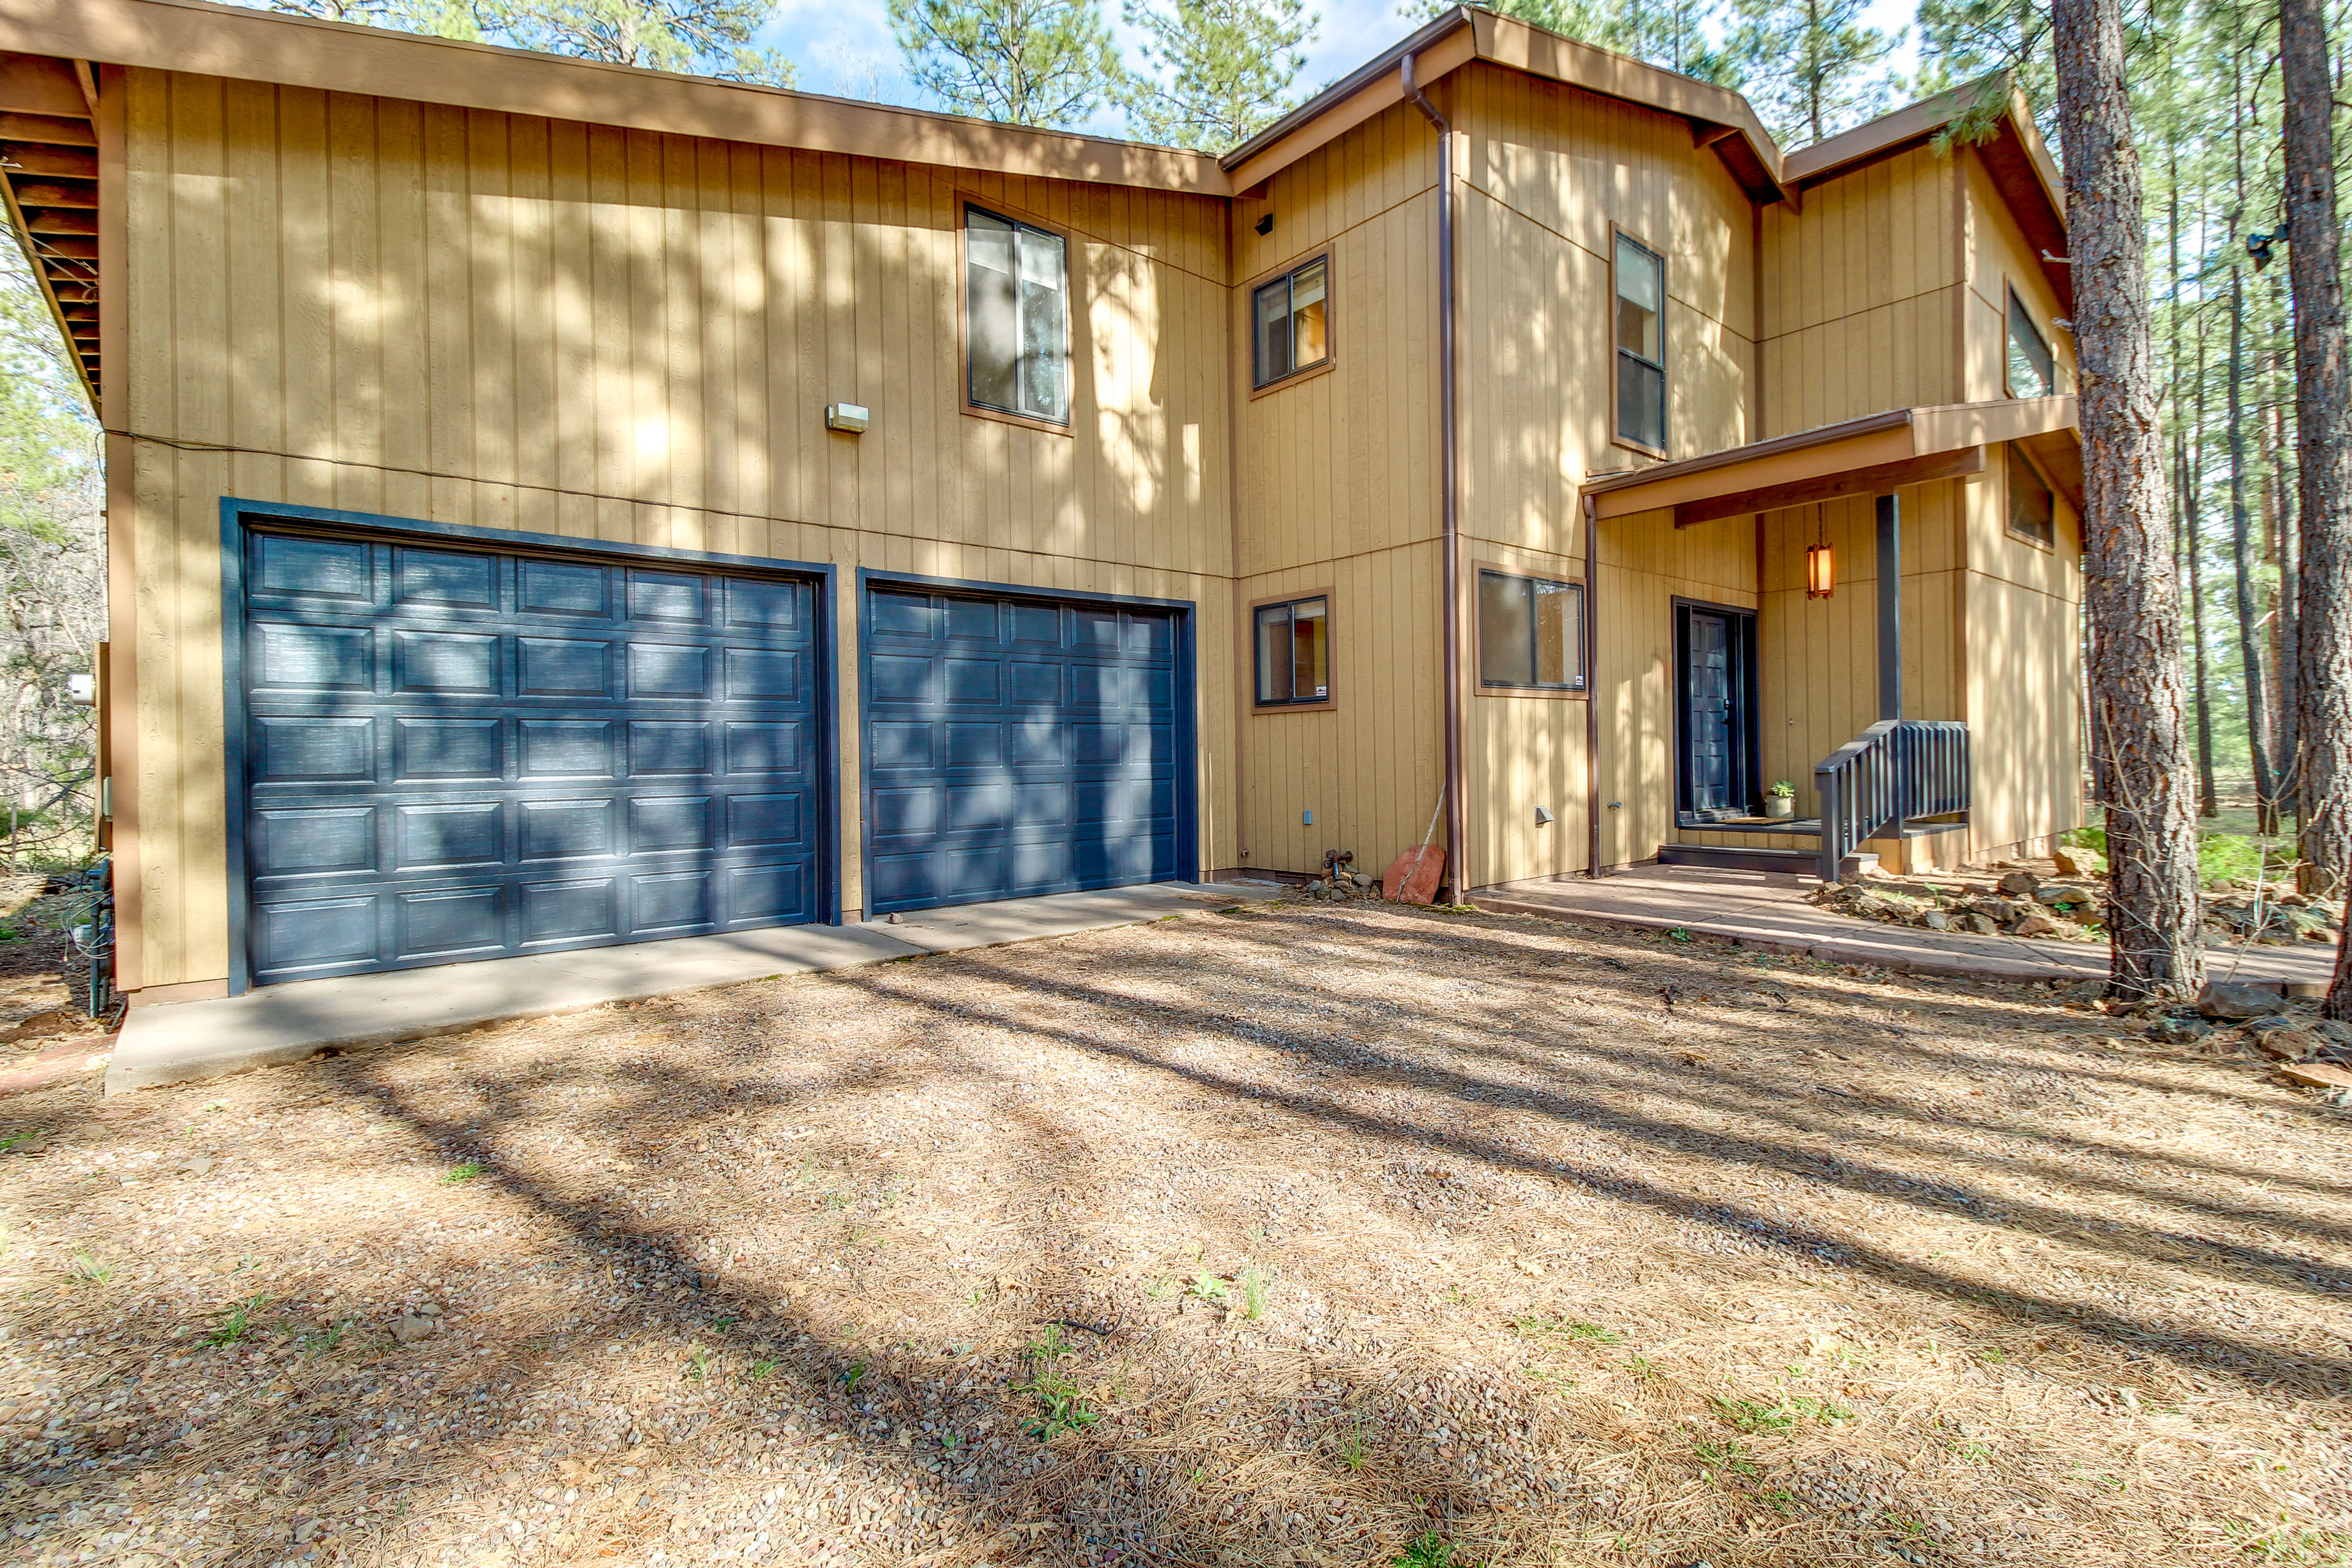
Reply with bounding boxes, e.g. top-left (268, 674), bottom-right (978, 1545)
top-left (1581, 396), bottom-right (2081, 527)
